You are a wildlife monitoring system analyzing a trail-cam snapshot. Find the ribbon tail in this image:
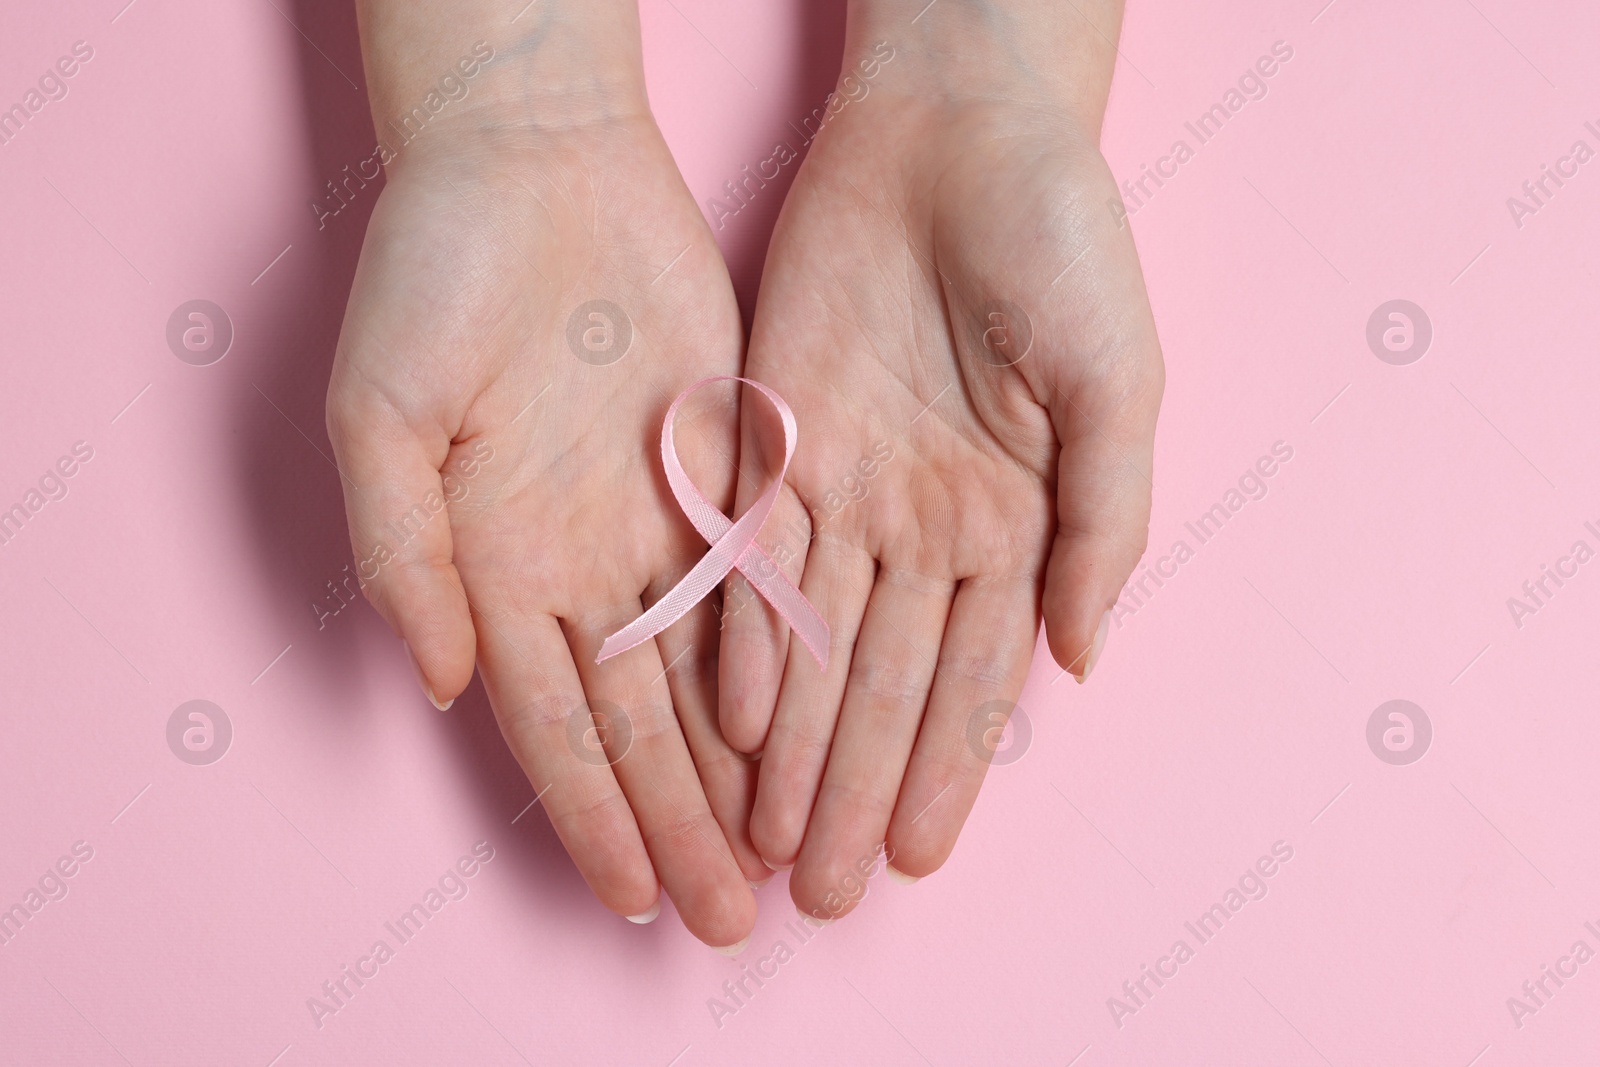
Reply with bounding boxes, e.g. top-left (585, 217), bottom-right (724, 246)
top-left (597, 504), bottom-right (767, 663)
top-left (733, 545), bottom-right (830, 670)
top-left (595, 558), bottom-right (725, 663)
